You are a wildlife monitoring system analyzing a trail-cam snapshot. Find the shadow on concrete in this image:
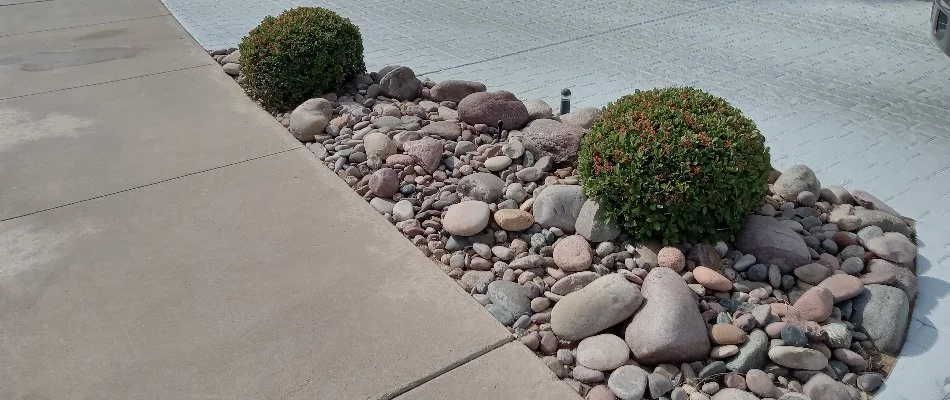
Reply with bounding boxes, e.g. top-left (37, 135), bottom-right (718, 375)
top-left (901, 251), bottom-right (949, 357)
